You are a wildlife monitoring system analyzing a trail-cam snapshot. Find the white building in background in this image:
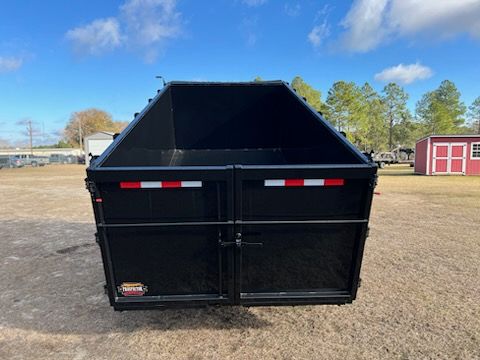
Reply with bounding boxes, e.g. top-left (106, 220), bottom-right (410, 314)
top-left (84, 131), bottom-right (114, 166)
